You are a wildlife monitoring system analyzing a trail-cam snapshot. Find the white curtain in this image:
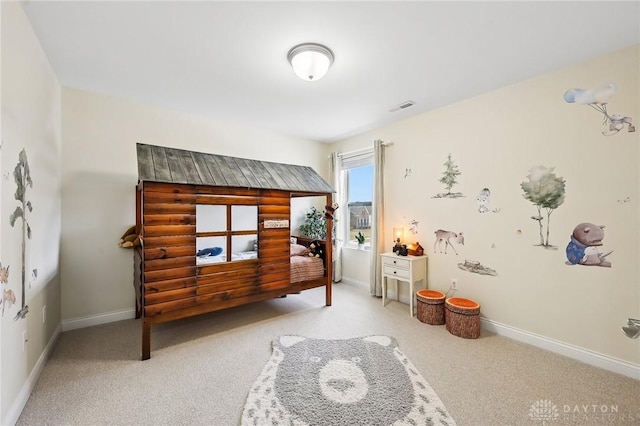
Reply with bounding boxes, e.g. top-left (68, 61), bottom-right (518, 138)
top-left (369, 140), bottom-right (385, 296)
top-left (329, 152), bottom-right (344, 282)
